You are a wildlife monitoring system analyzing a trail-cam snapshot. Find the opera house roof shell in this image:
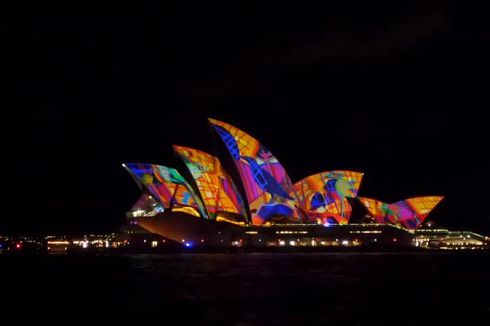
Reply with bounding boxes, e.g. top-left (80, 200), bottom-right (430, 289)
top-left (123, 118), bottom-right (443, 230)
